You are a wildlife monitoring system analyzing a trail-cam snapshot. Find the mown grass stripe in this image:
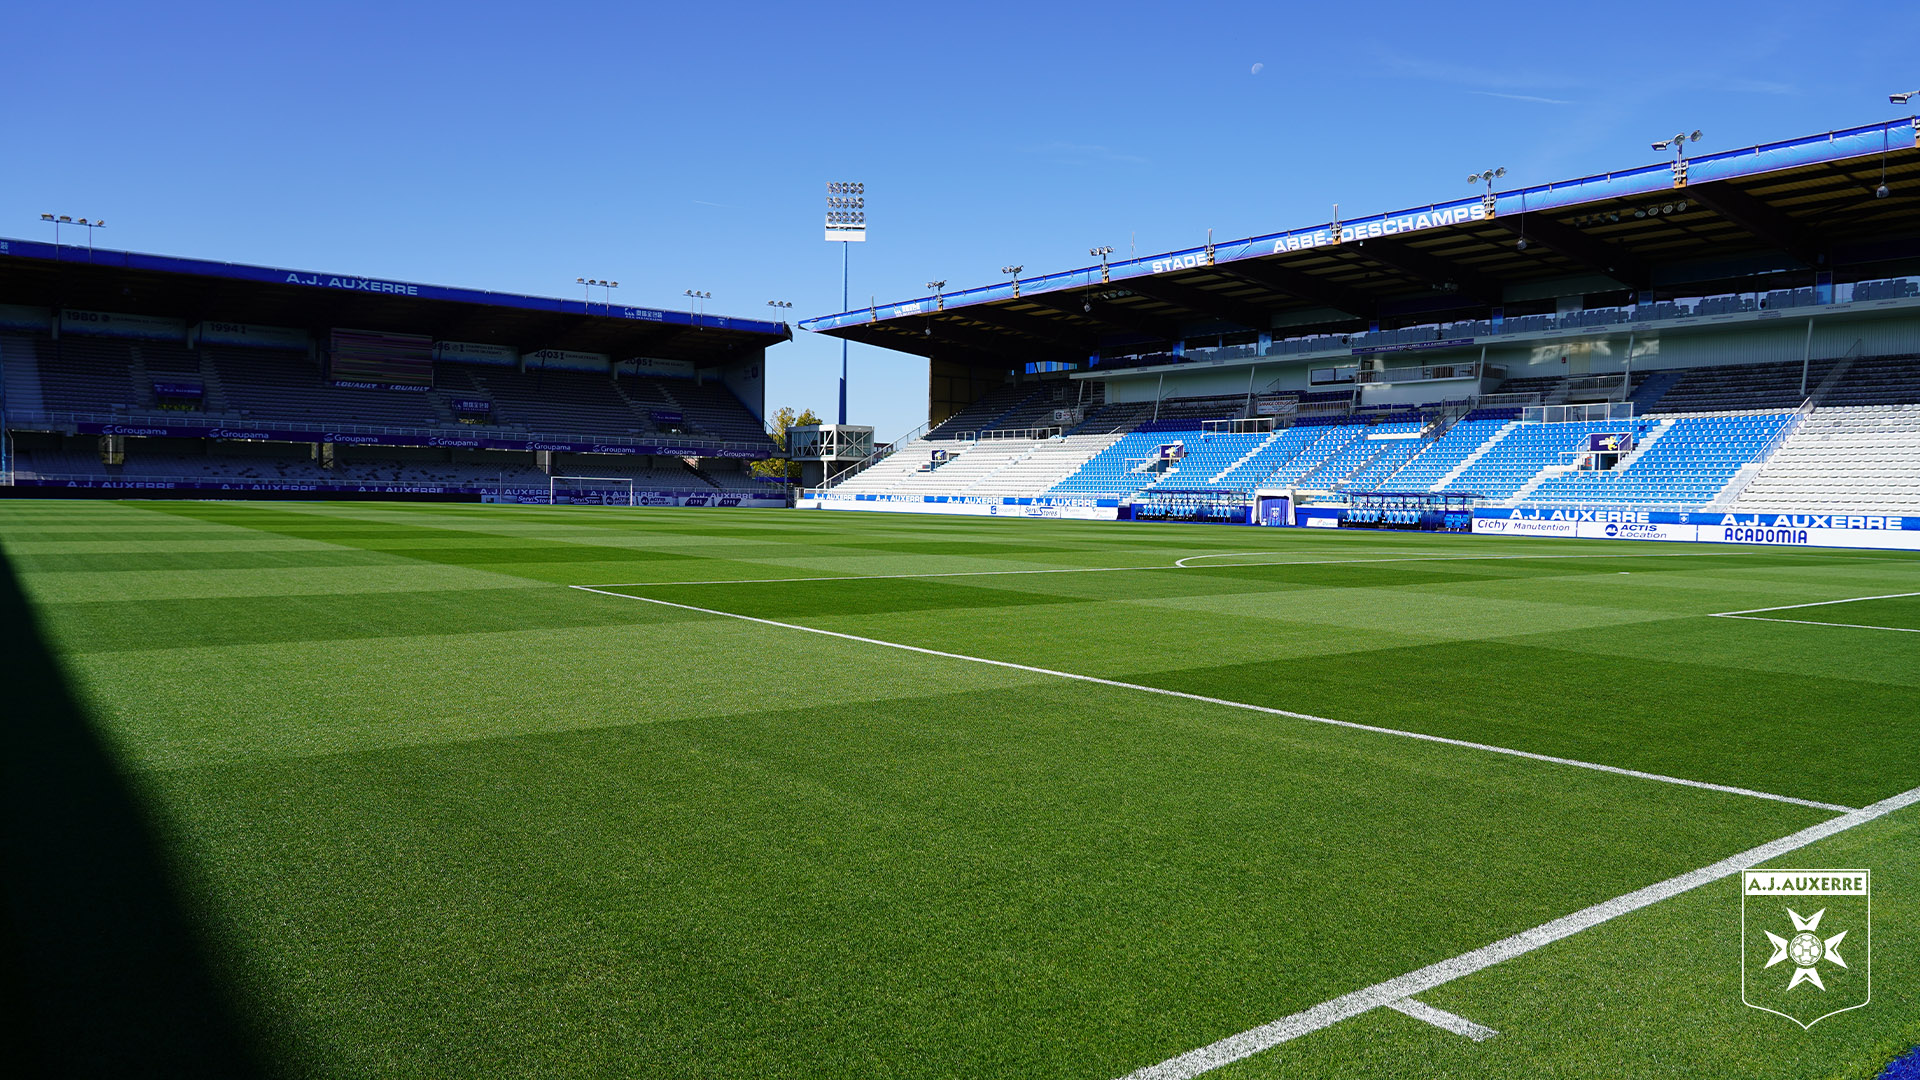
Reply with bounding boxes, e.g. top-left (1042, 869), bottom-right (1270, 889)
top-left (568, 585), bottom-right (1853, 812)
